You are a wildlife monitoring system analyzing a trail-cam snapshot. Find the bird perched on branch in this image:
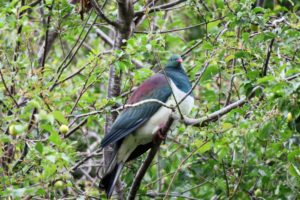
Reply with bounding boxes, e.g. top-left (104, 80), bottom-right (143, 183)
top-left (99, 54), bottom-right (194, 198)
